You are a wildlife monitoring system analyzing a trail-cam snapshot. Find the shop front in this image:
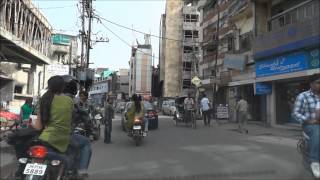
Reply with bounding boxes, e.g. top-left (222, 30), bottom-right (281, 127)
top-left (255, 48), bottom-right (320, 126)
